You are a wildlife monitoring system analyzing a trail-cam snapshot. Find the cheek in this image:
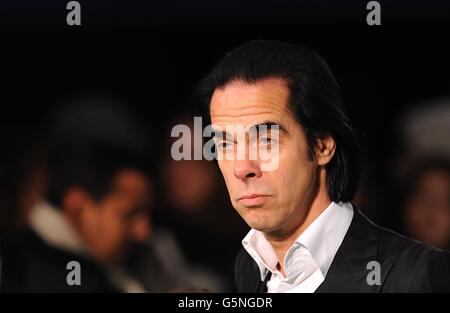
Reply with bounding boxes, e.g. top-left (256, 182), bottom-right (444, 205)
top-left (96, 209), bottom-right (126, 244)
top-left (275, 149), bottom-right (315, 200)
top-left (110, 212), bottom-right (128, 235)
top-left (218, 160), bottom-right (236, 191)
top-left (81, 208), bottom-right (100, 237)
